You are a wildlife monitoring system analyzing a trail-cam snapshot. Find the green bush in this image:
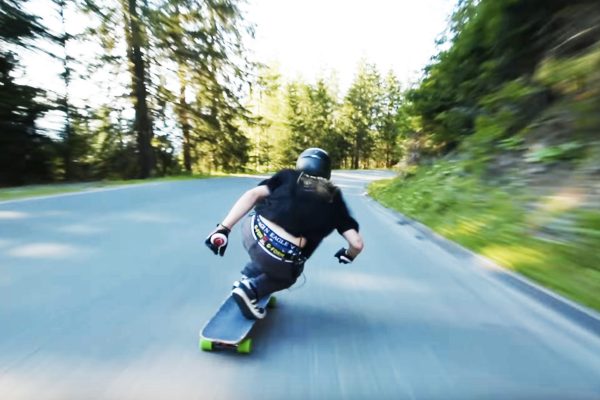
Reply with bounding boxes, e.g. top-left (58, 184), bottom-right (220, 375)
top-left (369, 162), bottom-right (600, 311)
top-left (525, 142), bottom-right (583, 163)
